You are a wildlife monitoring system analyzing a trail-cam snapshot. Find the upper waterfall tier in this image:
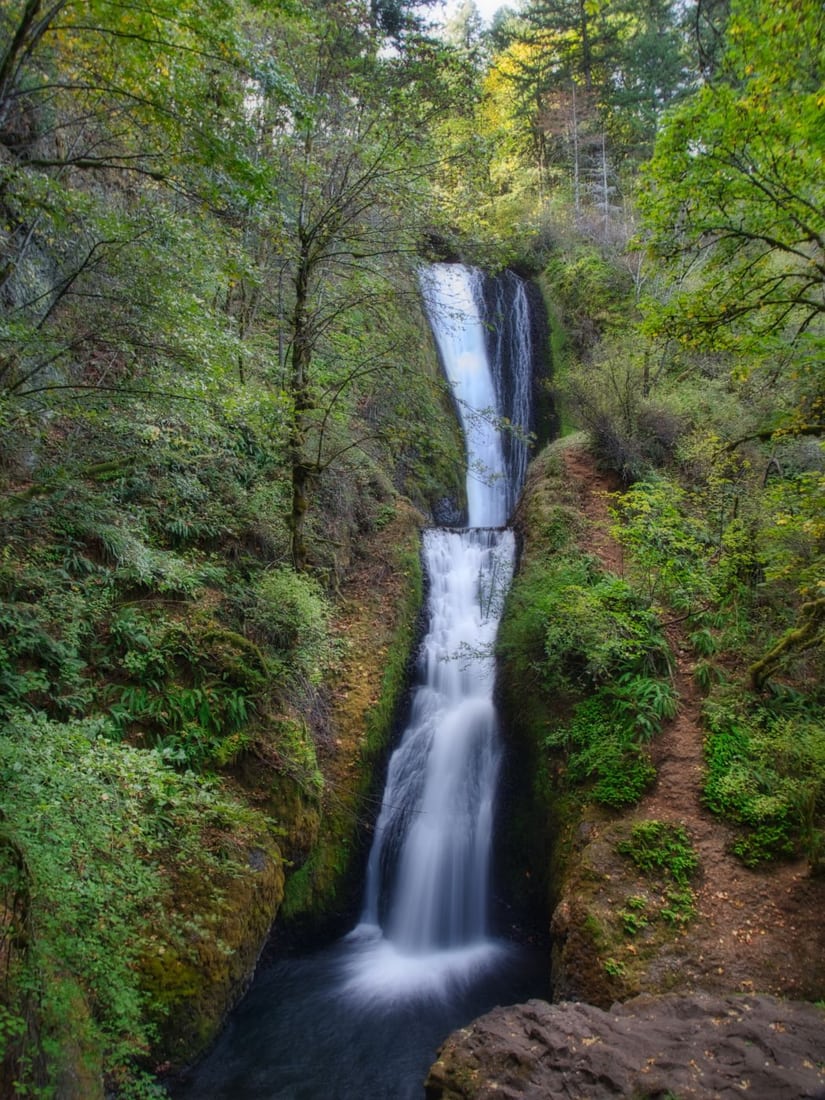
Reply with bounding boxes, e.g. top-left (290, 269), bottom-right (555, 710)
top-left (420, 264), bottom-right (510, 528)
top-left (420, 263), bottom-right (535, 526)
